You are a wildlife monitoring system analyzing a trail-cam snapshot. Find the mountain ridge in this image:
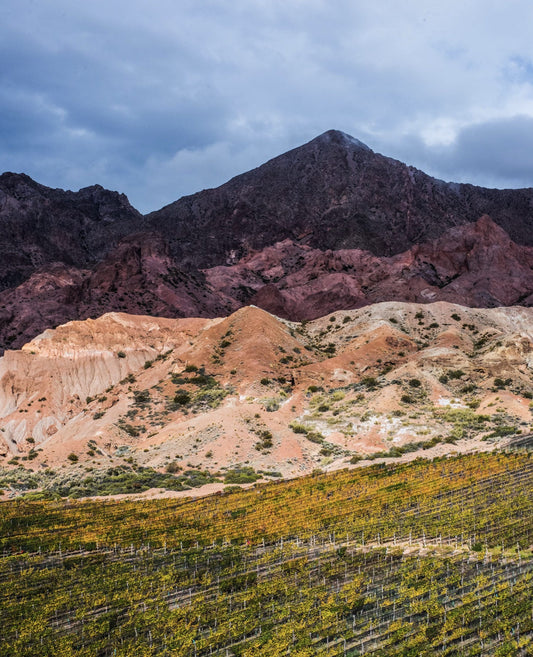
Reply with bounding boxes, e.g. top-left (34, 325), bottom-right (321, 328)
top-left (1, 129), bottom-right (533, 350)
